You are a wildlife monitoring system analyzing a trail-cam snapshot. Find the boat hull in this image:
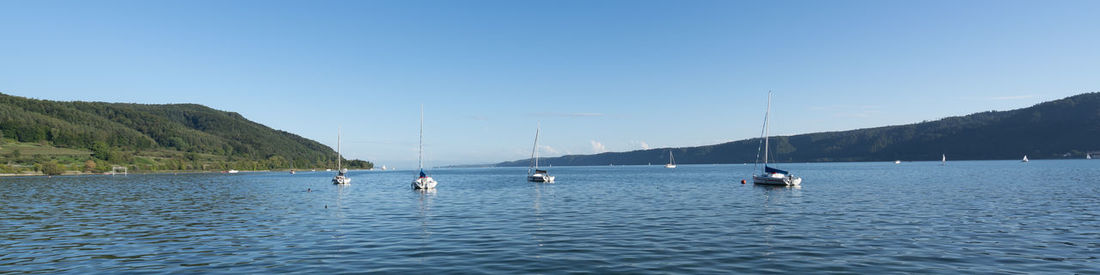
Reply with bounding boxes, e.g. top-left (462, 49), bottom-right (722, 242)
top-left (332, 176), bottom-right (350, 185)
top-left (527, 174), bottom-right (555, 183)
top-left (753, 175), bottom-right (801, 186)
top-left (412, 177), bottom-right (437, 189)
top-left (665, 164), bottom-right (676, 168)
